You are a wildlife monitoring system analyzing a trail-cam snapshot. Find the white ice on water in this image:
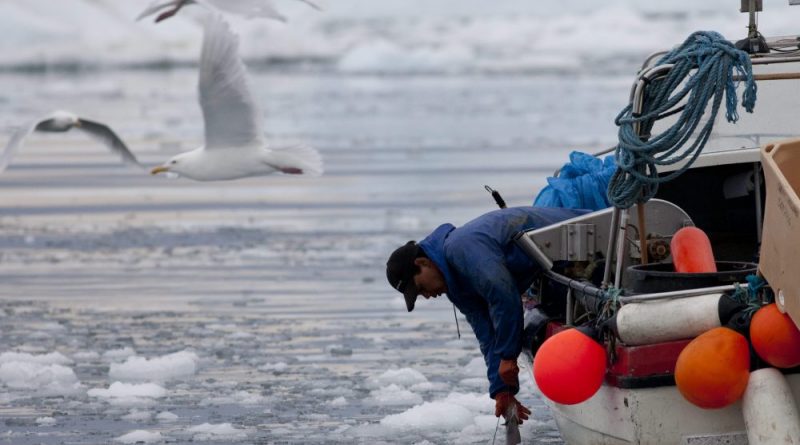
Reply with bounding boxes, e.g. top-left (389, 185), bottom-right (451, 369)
top-left (88, 382), bottom-right (167, 399)
top-left (365, 383), bottom-right (424, 406)
top-left (156, 411), bottom-right (179, 422)
top-left (186, 422), bottom-right (249, 441)
top-left (200, 389), bottom-right (272, 406)
top-left (0, 351), bottom-right (83, 396)
top-left (35, 416), bottom-right (57, 426)
top-left (0, 351), bottom-right (72, 365)
top-left (365, 367), bottom-right (428, 388)
top-left (103, 347), bottom-right (137, 362)
top-left (109, 350), bottom-right (199, 382)
top-left (114, 430), bottom-right (164, 444)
